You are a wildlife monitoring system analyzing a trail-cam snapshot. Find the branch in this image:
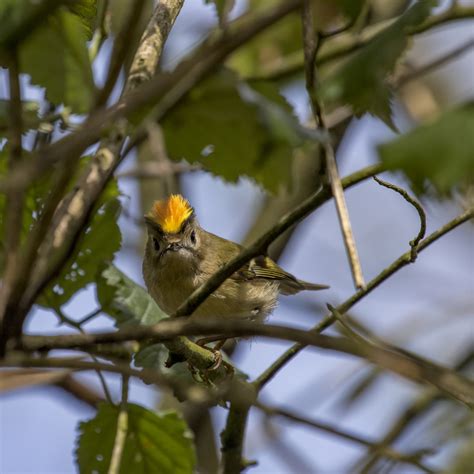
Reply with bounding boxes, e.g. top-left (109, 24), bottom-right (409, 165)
top-left (396, 37), bottom-right (474, 87)
top-left (54, 375), bottom-right (103, 409)
top-left (249, 5), bottom-right (474, 82)
top-left (221, 404), bottom-right (252, 474)
top-left (0, 355), bottom-right (218, 405)
top-left (302, 0), bottom-right (365, 289)
top-left (16, 313), bottom-right (474, 407)
top-left (108, 375), bottom-right (129, 474)
top-left (257, 403), bottom-right (435, 473)
top-left (254, 207), bottom-right (474, 390)
top-left (373, 176), bottom-right (426, 261)
top-left (354, 349), bottom-right (474, 472)
top-left (95, 0), bottom-right (148, 107)
top-left (0, 50), bottom-right (24, 328)
top-left (0, 368), bottom-right (71, 393)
